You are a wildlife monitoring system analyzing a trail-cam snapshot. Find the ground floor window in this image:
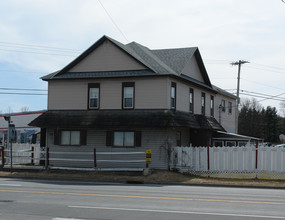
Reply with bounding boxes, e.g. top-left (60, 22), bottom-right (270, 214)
top-left (61, 130), bottom-right (80, 145)
top-left (213, 141), bottom-right (223, 147)
top-left (225, 141), bottom-right (236, 147)
top-left (114, 131), bottom-right (134, 147)
top-left (54, 129), bottom-right (87, 146)
top-left (106, 131), bottom-right (141, 147)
